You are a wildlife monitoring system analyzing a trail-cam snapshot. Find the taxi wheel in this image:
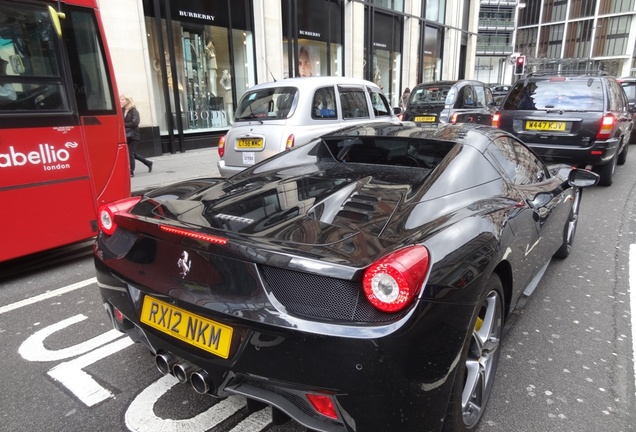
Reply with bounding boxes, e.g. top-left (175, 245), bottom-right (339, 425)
top-left (442, 274), bottom-right (504, 432)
